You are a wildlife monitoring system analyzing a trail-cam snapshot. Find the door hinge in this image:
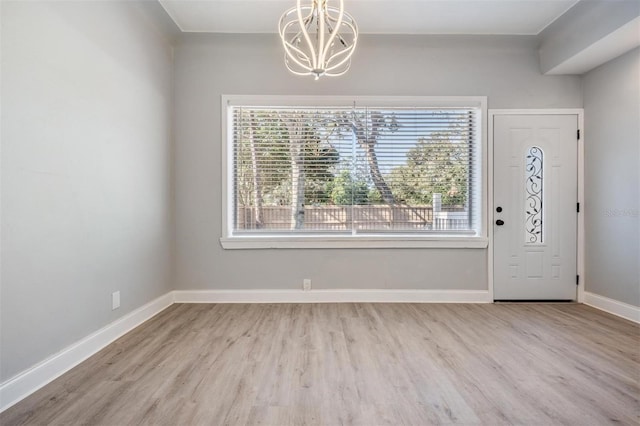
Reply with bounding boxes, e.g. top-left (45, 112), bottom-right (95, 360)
top-left (577, 202), bottom-right (580, 213)
top-left (577, 129), bottom-right (581, 140)
top-left (576, 275), bottom-right (580, 285)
